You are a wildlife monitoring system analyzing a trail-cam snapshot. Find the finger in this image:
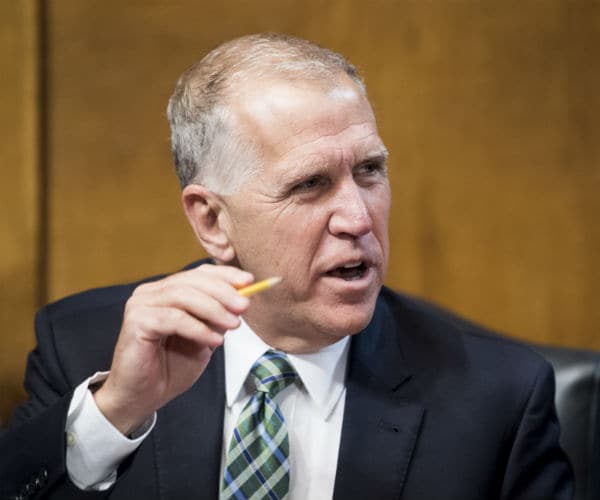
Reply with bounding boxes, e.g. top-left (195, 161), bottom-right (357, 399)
top-left (169, 280), bottom-right (250, 314)
top-left (135, 263), bottom-right (252, 292)
top-left (167, 263), bottom-right (254, 291)
top-left (134, 266), bottom-right (253, 313)
top-left (178, 265), bottom-right (255, 305)
top-left (129, 305), bottom-right (233, 348)
top-left (126, 289), bottom-right (243, 331)
top-left (188, 263), bottom-right (254, 287)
